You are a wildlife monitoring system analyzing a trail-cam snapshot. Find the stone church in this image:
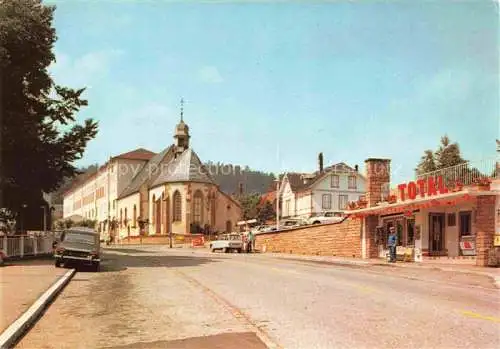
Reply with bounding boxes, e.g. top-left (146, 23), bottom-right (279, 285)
top-left (116, 116), bottom-right (242, 238)
top-left (62, 108), bottom-right (242, 240)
